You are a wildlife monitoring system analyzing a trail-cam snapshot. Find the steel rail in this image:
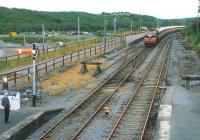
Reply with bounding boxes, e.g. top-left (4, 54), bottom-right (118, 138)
top-left (103, 44), bottom-right (144, 72)
top-left (70, 47), bottom-right (151, 140)
top-left (139, 41), bottom-right (170, 140)
top-left (106, 37), bottom-right (170, 140)
top-left (105, 42), bottom-right (143, 62)
top-left (39, 44), bottom-right (148, 140)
